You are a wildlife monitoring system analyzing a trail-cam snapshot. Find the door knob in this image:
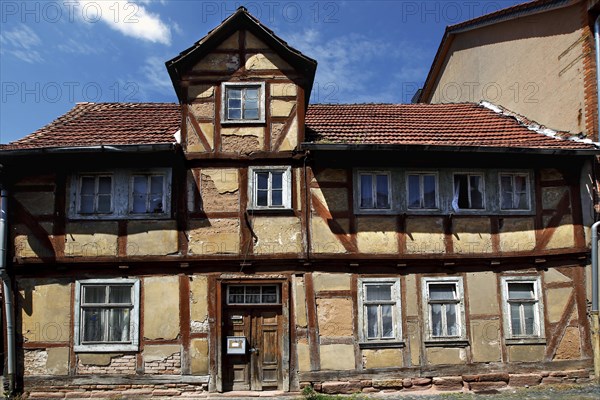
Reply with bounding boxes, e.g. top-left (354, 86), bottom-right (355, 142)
top-left (248, 348), bottom-right (258, 354)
